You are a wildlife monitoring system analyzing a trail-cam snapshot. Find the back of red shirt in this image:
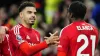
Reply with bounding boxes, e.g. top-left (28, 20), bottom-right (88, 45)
top-left (58, 21), bottom-right (99, 56)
